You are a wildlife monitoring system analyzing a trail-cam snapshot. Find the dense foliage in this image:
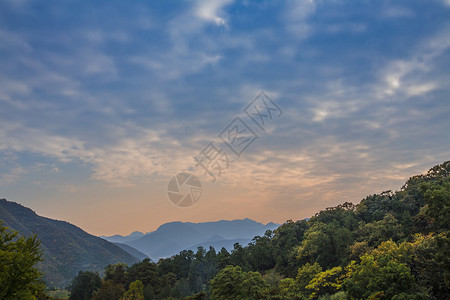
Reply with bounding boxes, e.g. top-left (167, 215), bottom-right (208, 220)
top-left (0, 221), bottom-right (45, 299)
top-left (38, 162), bottom-right (450, 298)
